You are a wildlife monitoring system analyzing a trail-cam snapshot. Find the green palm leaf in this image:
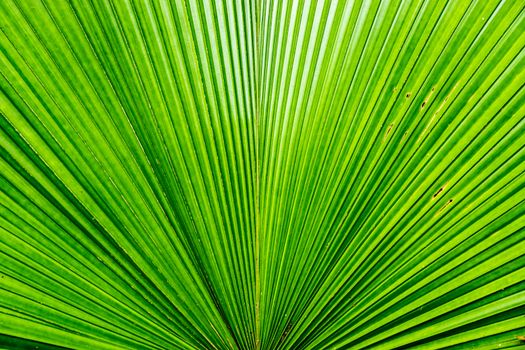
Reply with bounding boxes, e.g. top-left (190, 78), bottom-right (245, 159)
top-left (1, 0), bottom-right (524, 349)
